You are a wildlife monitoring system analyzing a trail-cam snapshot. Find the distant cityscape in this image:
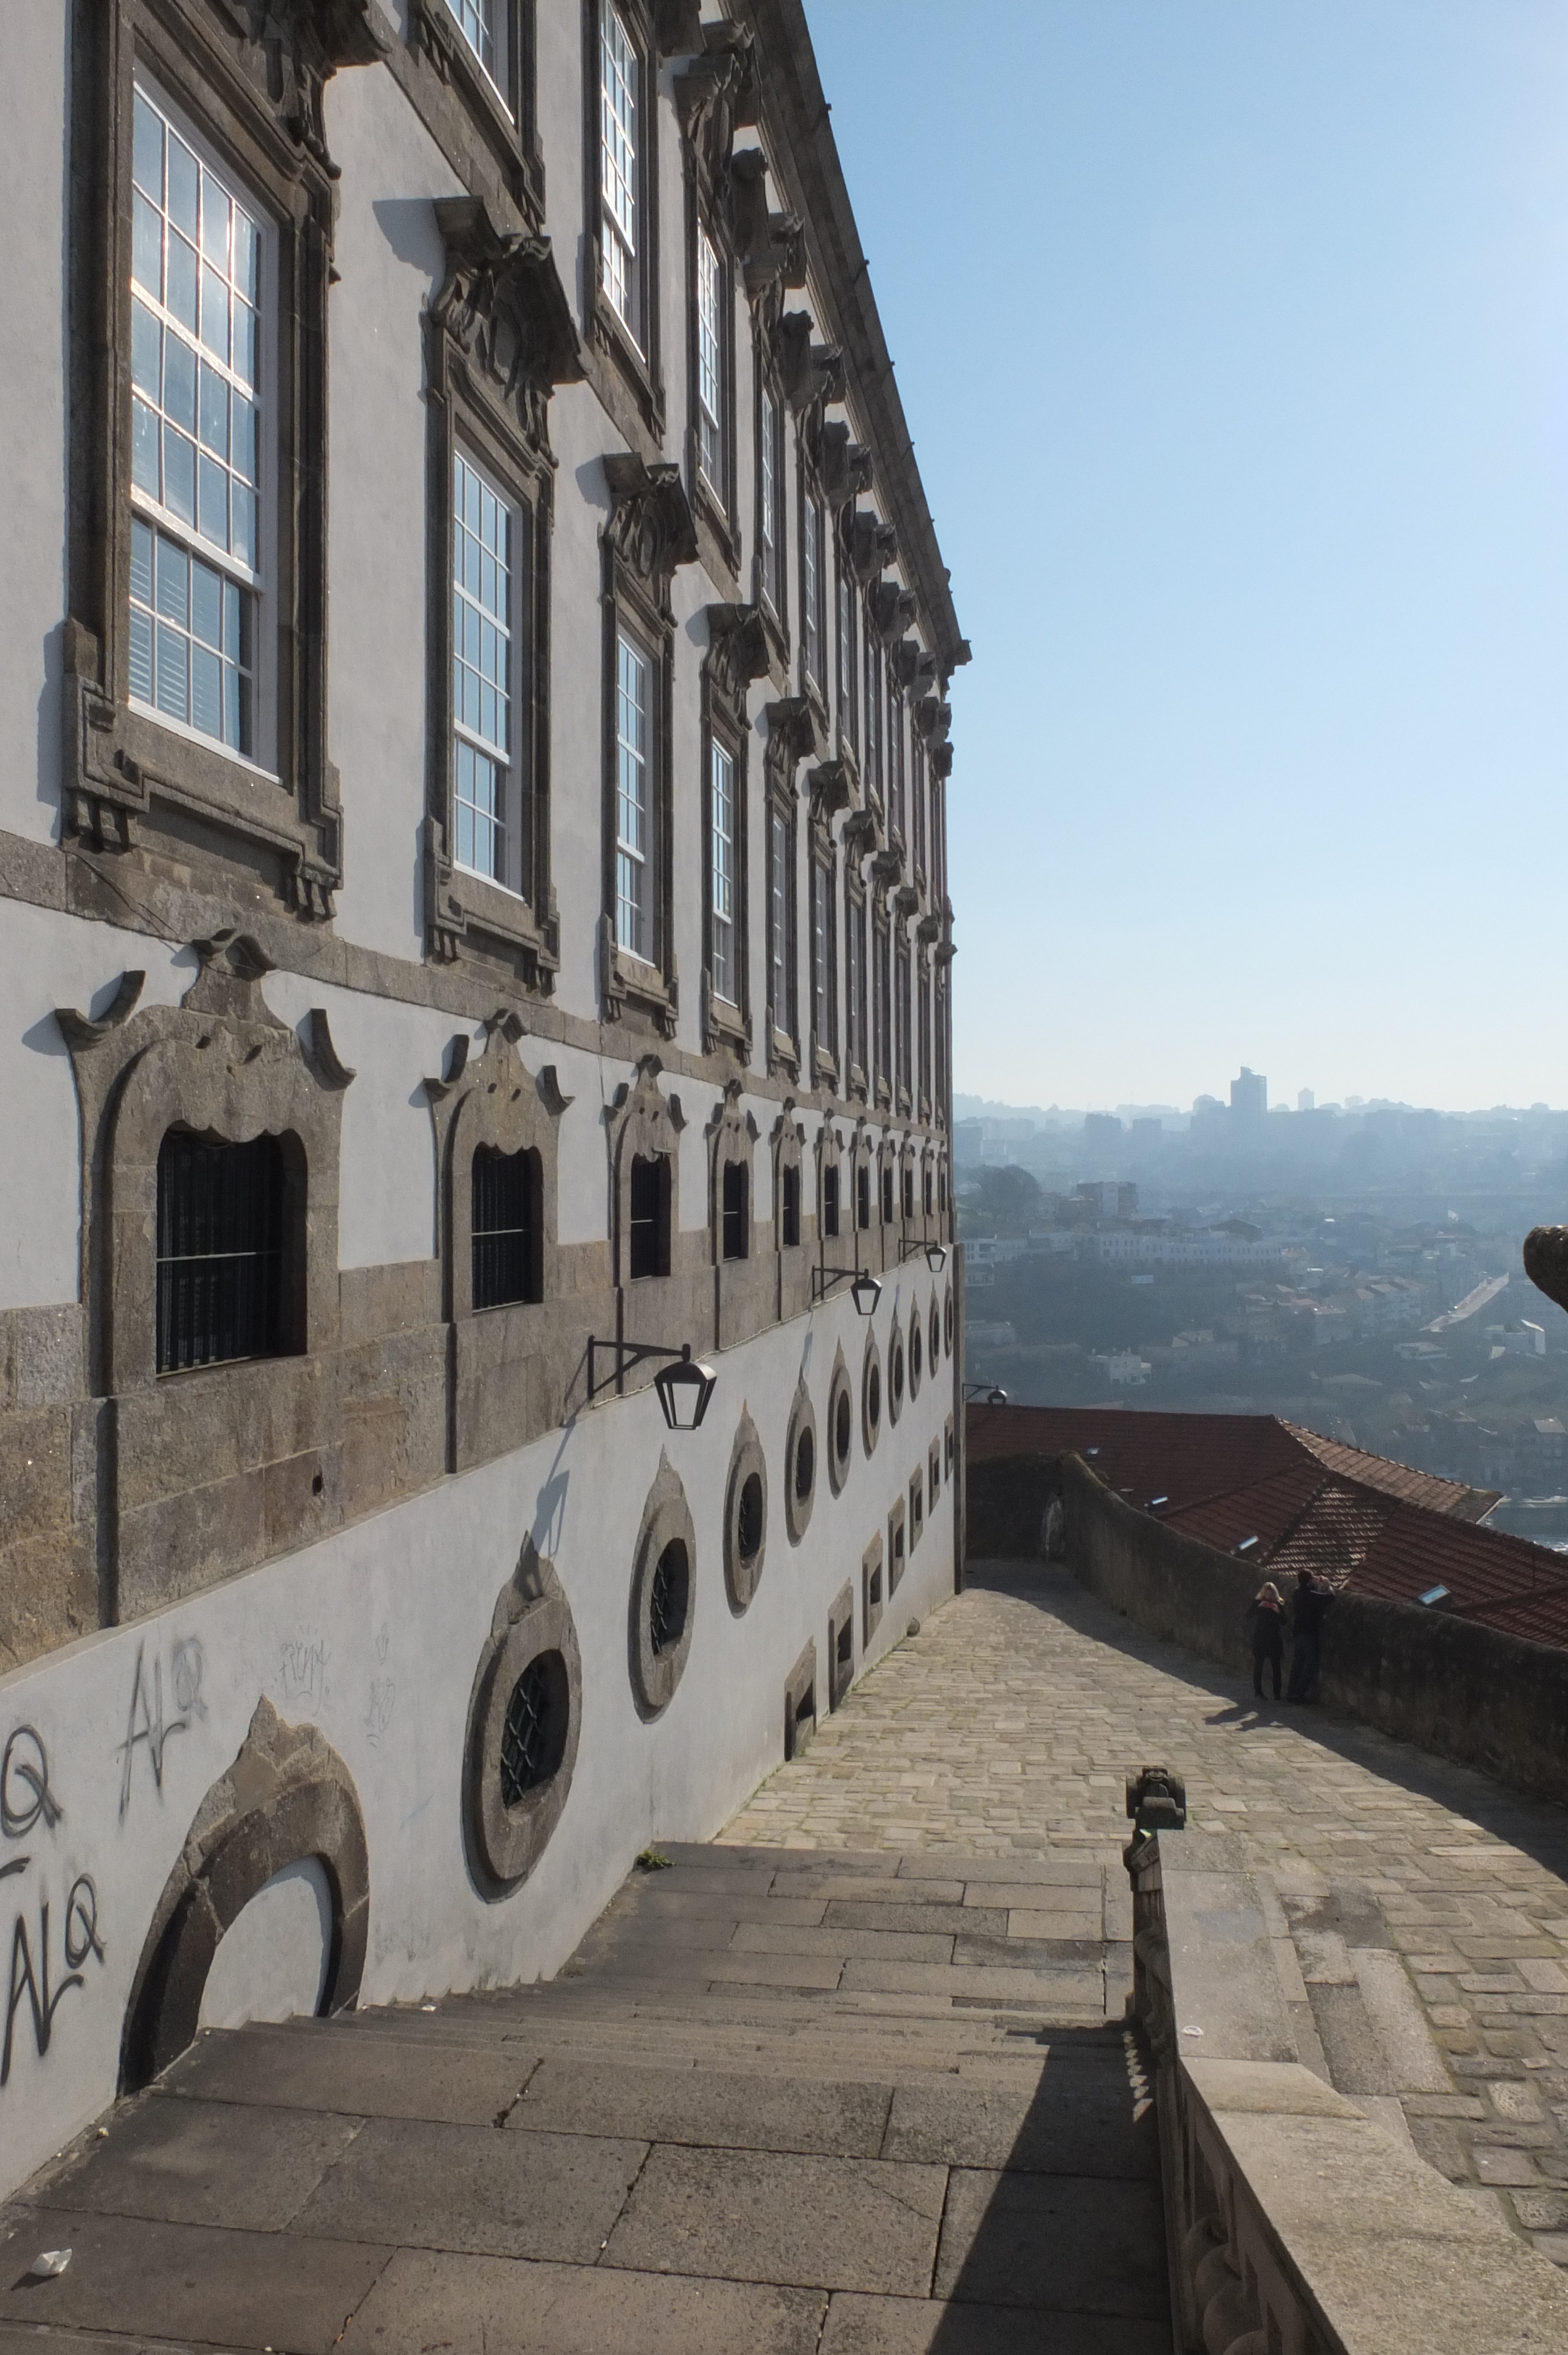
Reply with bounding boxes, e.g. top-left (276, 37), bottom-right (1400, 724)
top-left (956, 1072), bottom-right (1568, 1543)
